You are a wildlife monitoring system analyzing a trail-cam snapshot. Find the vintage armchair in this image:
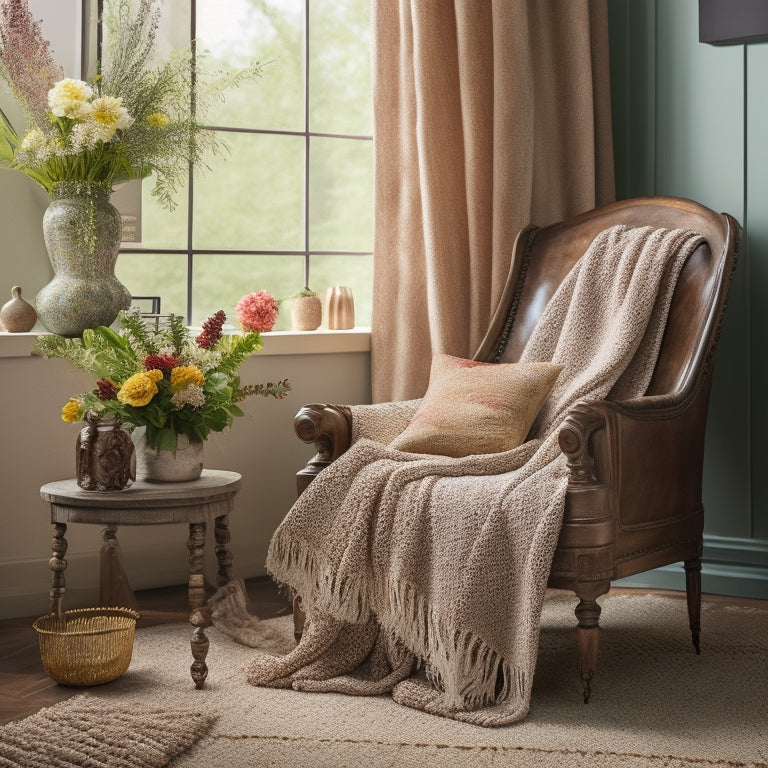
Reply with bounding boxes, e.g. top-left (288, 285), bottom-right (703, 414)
top-left (291, 196), bottom-right (740, 702)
